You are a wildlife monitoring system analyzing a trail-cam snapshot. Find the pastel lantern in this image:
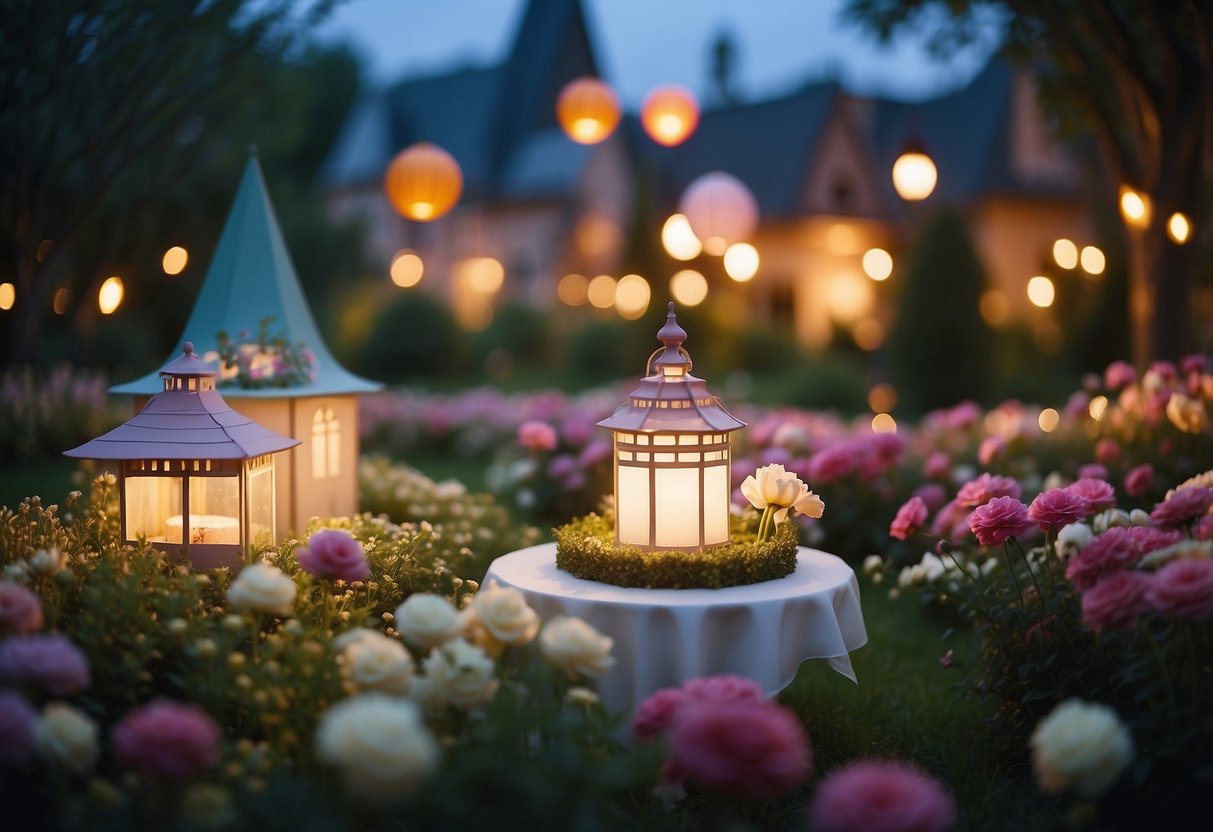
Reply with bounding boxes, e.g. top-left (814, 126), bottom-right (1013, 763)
top-left (678, 172), bottom-right (758, 256)
top-left (891, 137), bottom-right (937, 202)
top-left (65, 343), bottom-right (299, 570)
top-left (384, 142), bottom-right (463, 222)
top-left (641, 84), bottom-right (699, 147)
top-left (556, 76), bottom-right (621, 145)
top-left (597, 303), bottom-right (745, 550)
